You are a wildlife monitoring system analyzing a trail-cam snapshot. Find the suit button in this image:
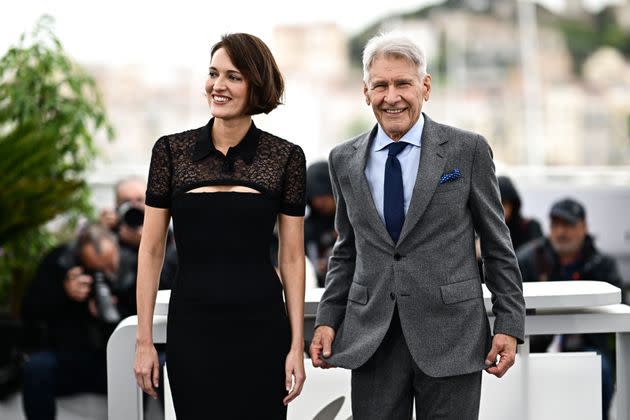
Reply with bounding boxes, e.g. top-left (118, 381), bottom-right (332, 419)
top-left (390, 292), bottom-right (396, 300)
top-left (394, 253), bottom-right (402, 261)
